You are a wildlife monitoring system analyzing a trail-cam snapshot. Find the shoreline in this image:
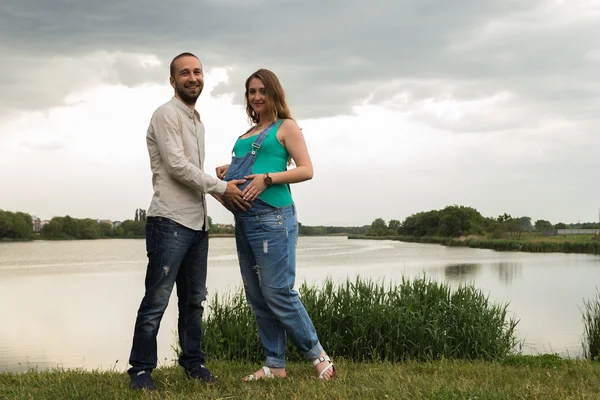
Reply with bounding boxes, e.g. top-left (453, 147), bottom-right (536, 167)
top-left (349, 234), bottom-right (600, 255)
